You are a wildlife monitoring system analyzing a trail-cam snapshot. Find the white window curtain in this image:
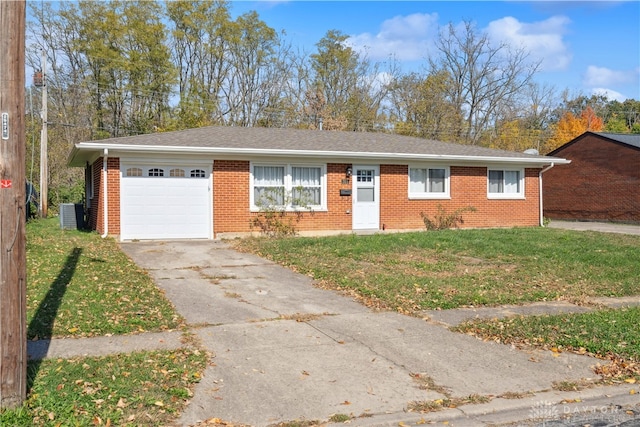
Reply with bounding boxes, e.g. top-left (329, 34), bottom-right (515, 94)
top-left (489, 170), bottom-right (521, 194)
top-left (292, 166), bottom-right (322, 206)
top-left (429, 169), bottom-right (445, 193)
top-left (254, 166), bottom-right (285, 206)
top-left (409, 168), bottom-right (427, 193)
top-left (410, 168), bottom-right (446, 194)
top-left (504, 171), bottom-right (520, 193)
top-left (488, 170), bottom-right (504, 193)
